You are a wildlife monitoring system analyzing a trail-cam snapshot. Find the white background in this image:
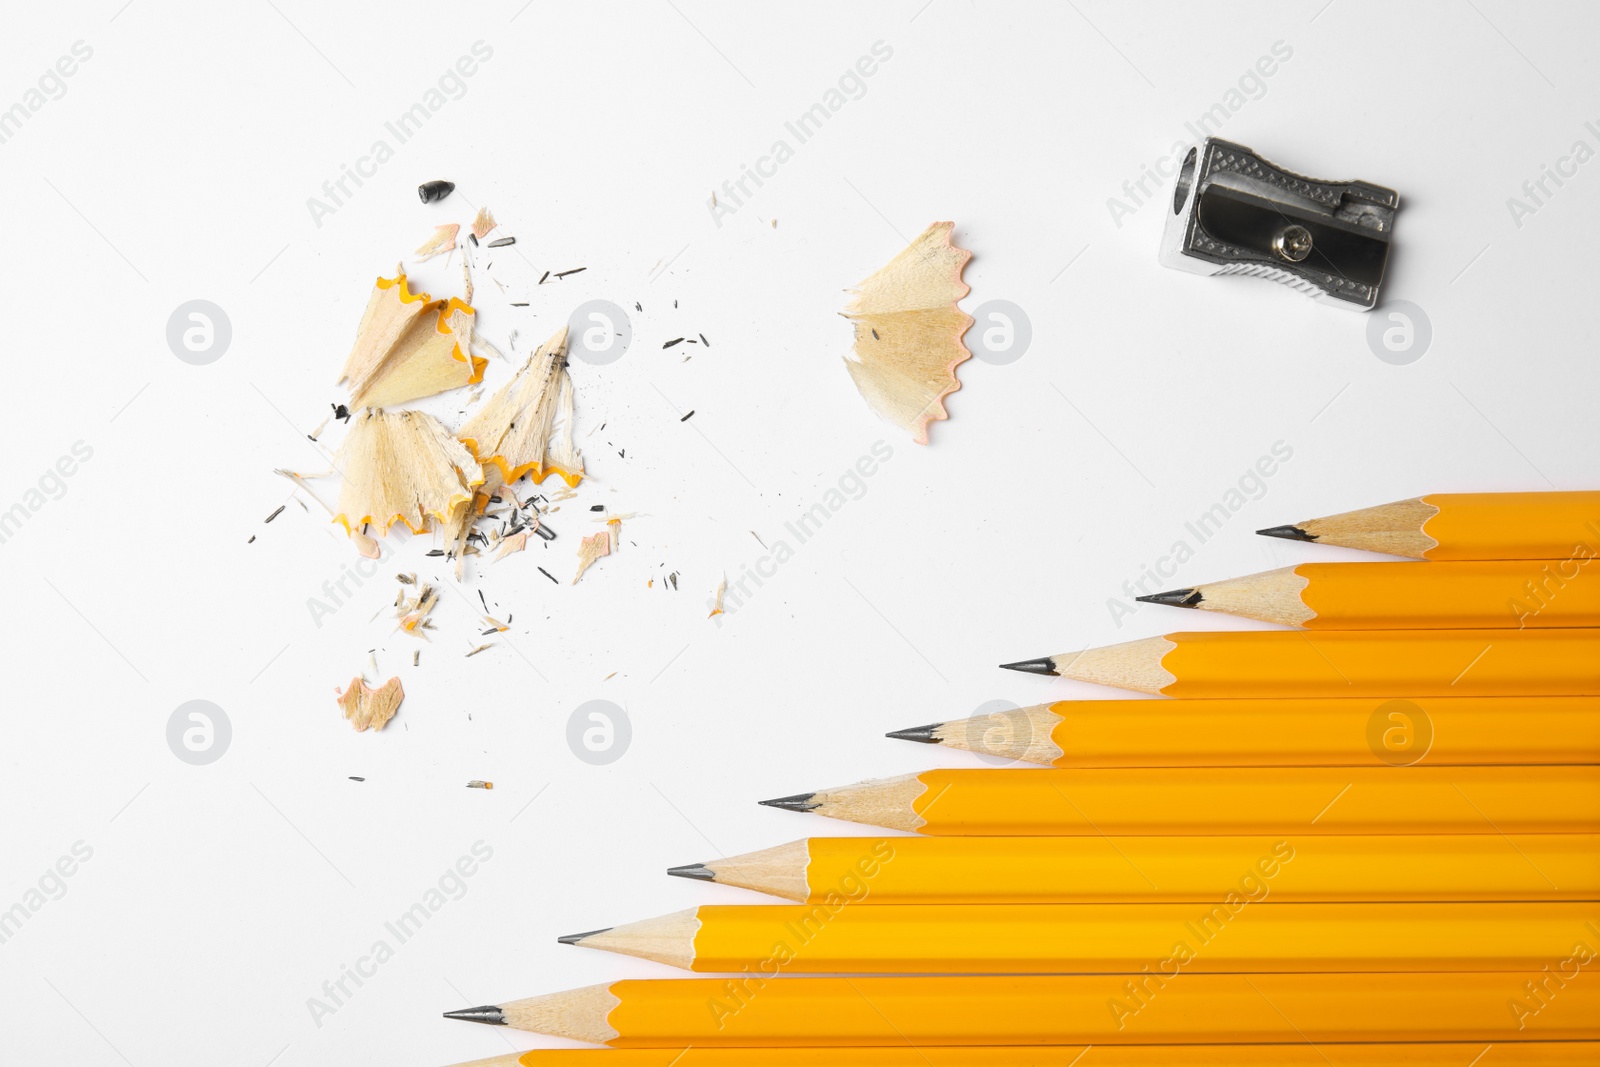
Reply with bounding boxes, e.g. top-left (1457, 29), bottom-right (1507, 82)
top-left (2, 1), bottom-right (1597, 1064)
